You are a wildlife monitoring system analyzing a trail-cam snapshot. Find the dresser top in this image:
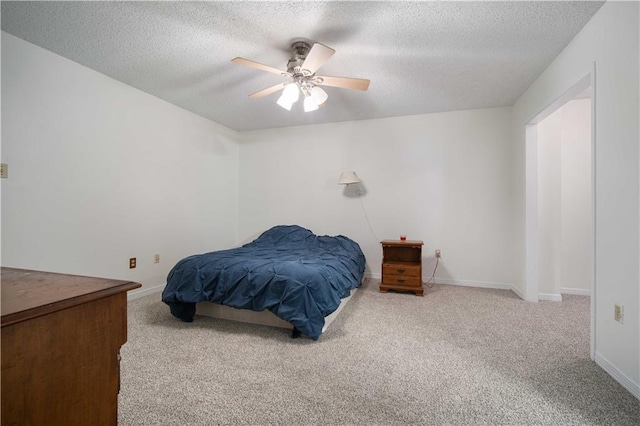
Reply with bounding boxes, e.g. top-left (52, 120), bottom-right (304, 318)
top-left (1, 268), bottom-right (141, 326)
top-left (381, 239), bottom-right (424, 247)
